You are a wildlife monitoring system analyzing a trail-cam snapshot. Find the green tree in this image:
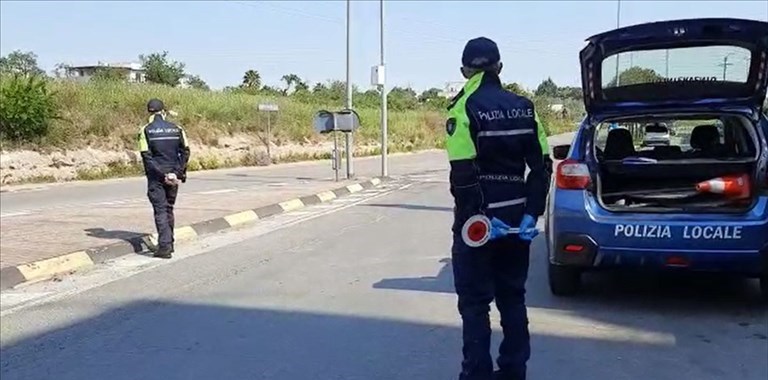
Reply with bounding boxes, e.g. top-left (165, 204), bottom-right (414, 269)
top-left (139, 51), bottom-right (186, 86)
top-left (241, 69), bottom-right (262, 91)
top-left (388, 86), bottom-right (419, 111)
top-left (607, 67), bottom-right (664, 87)
top-left (259, 85), bottom-right (283, 97)
top-left (503, 82), bottom-right (532, 98)
top-left (185, 74), bottom-right (210, 91)
top-left (356, 88), bottom-right (381, 108)
top-left (280, 73), bottom-right (308, 94)
top-left (534, 77), bottom-right (558, 97)
top-left (556, 86), bottom-right (582, 100)
top-left (0, 50), bottom-right (46, 77)
top-left (0, 74), bottom-right (59, 142)
top-left (418, 88), bottom-right (449, 109)
top-left (294, 80), bottom-right (309, 92)
top-left (53, 63), bottom-right (71, 79)
top-left (311, 80), bottom-right (346, 103)
top-left (418, 88), bottom-right (441, 102)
